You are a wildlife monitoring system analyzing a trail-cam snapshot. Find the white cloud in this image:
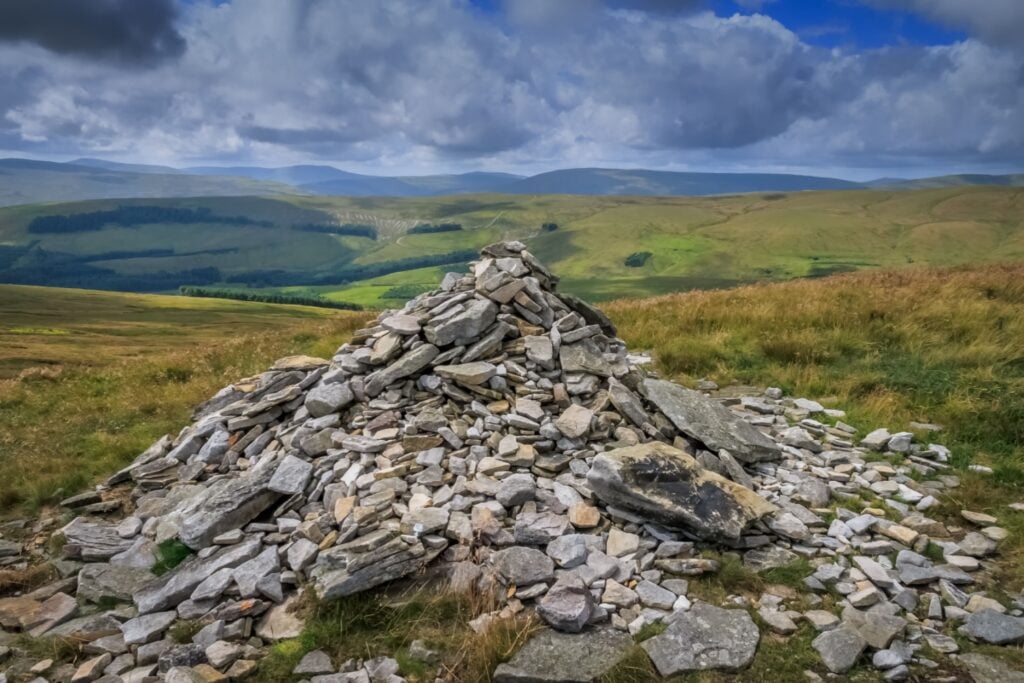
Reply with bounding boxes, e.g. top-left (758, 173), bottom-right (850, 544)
top-left (0, 0), bottom-right (1020, 175)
